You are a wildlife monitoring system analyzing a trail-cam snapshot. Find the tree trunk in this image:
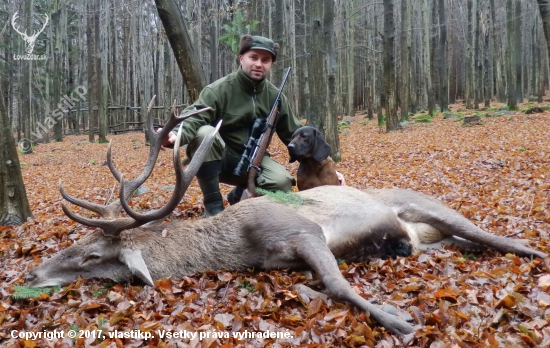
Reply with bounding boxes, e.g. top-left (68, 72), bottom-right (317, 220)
top-left (286, 0), bottom-right (298, 114)
top-left (400, 0), bottom-right (411, 120)
top-left (97, 0), bottom-right (108, 143)
top-left (21, 0), bottom-right (33, 143)
top-left (299, 0), bottom-right (311, 118)
top-left (0, 95), bottom-right (33, 225)
top-left (473, 0), bottom-right (481, 109)
top-left (437, 0), bottom-right (448, 111)
top-left (514, 0), bottom-right (522, 103)
top-left (155, 0), bottom-right (207, 101)
top-left (383, 0), bottom-right (399, 131)
top-left (346, 0), bottom-right (355, 116)
top-left (87, 0), bottom-right (95, 142)
top-left (209, 0), bottom-right (219, 83)
top-left (492, 0), bottom-right (505, 102)
top-left (307, 0), bottom-right (325, 125)
top-left (272, 0), bottom-right (284, 84)
top-left (506, 0), bottom-right (517, 109)
top-left (537, 0), bottom-right (550, 90)
top-left (465, 0), bottom-right (473, 109)
top-left (485, 0), bottom-right (494, 106)
top-left (53, 0), bottom-right (63, 141)
top-left (422, 0), bottom-right (434, 115)
top-left (306, 0), bottom-right (340, 161)
top-left (324, 0), bottom-right (341, 161)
